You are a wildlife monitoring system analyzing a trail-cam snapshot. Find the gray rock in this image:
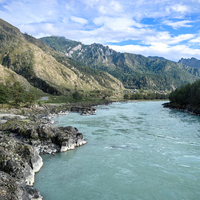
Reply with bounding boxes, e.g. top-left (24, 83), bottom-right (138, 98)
top-left (0, 112), bottom-right (87, 199)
